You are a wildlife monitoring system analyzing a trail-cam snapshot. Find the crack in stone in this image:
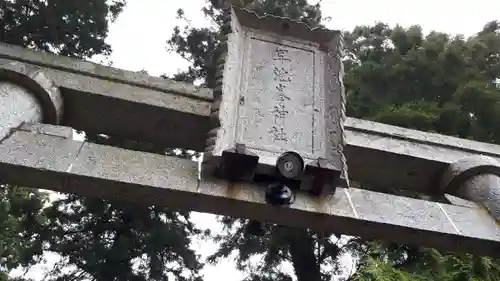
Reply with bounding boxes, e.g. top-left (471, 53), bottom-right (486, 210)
top-left (0, 121), bottom-right (26, 143)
